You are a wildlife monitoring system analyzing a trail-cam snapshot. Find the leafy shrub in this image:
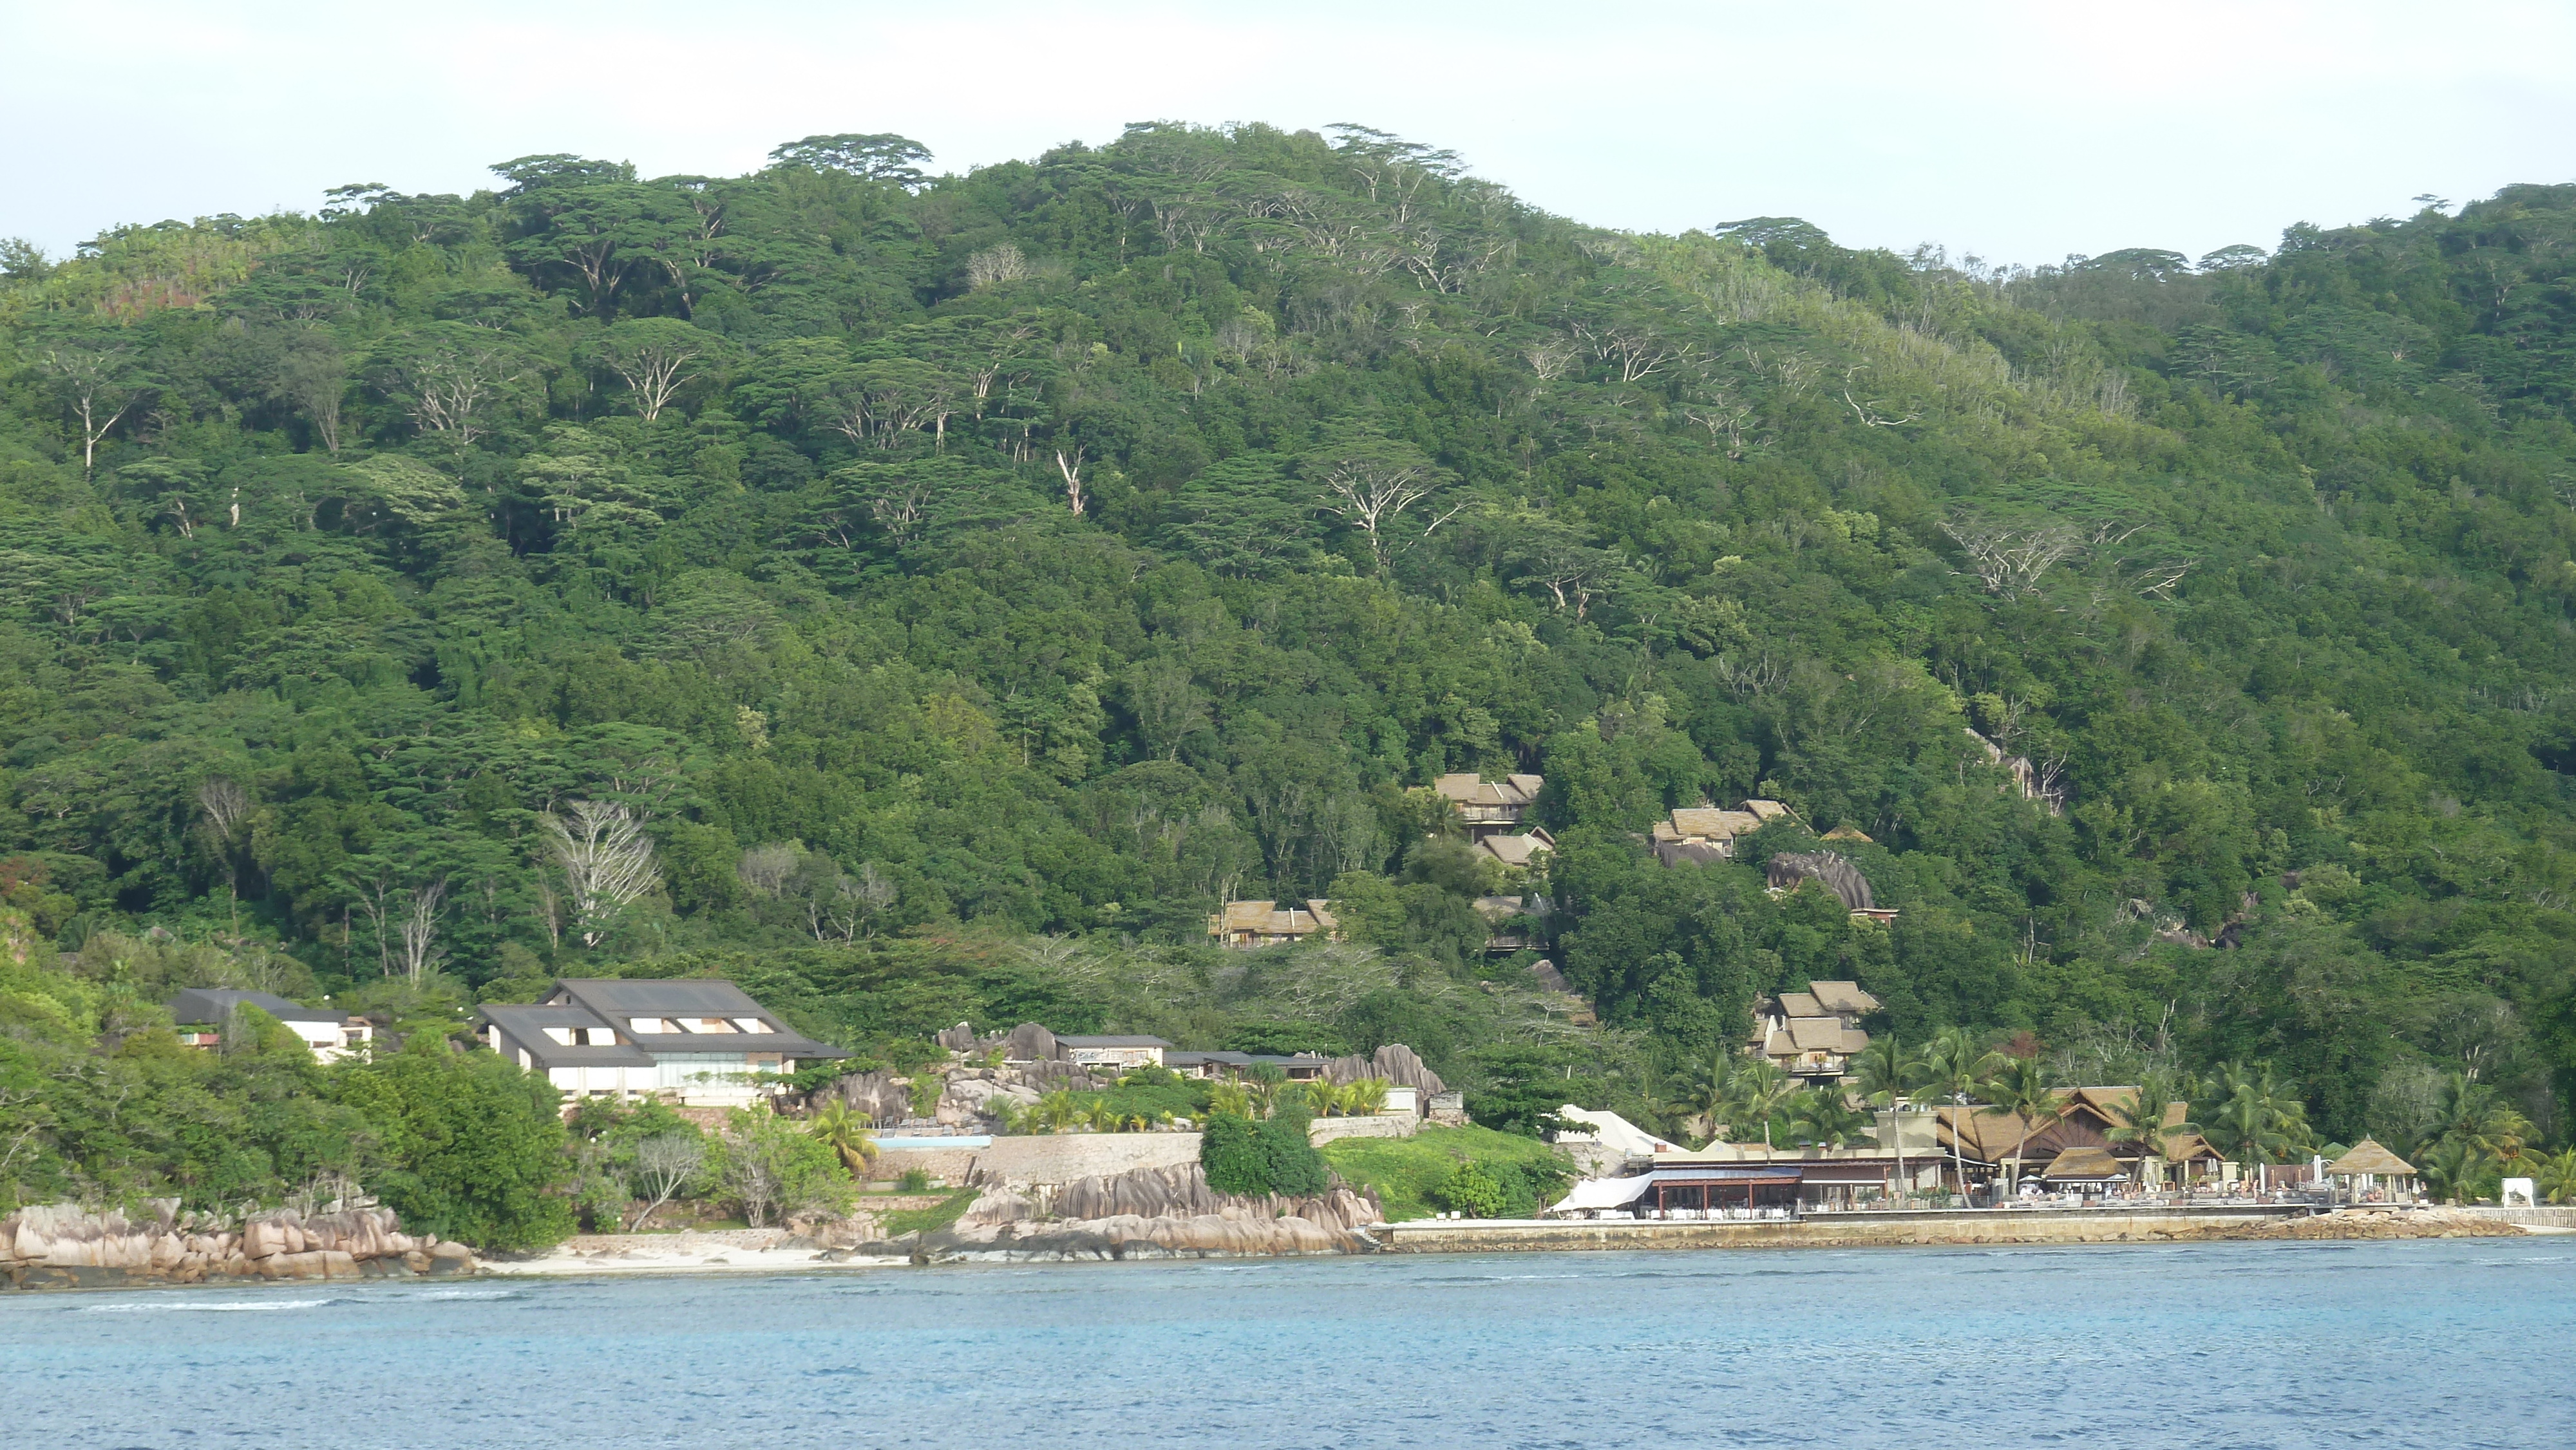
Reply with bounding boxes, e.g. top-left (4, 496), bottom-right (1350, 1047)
top-left (1434, 1161), bottom-right (1508, 1218)
top-left (1199, 1108), bottom-right (1330, 1196)
top-left (1200, 1113), bottom-right (1271, 1194)
top-left (895, 1167), bottom-right (933, 1192)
